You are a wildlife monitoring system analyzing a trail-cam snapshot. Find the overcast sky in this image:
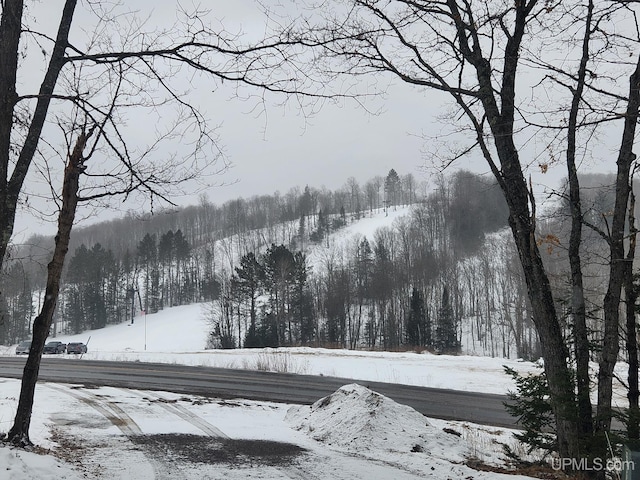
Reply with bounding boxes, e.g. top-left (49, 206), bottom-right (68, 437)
top-left (12, 0), bottom-right (619, 242)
